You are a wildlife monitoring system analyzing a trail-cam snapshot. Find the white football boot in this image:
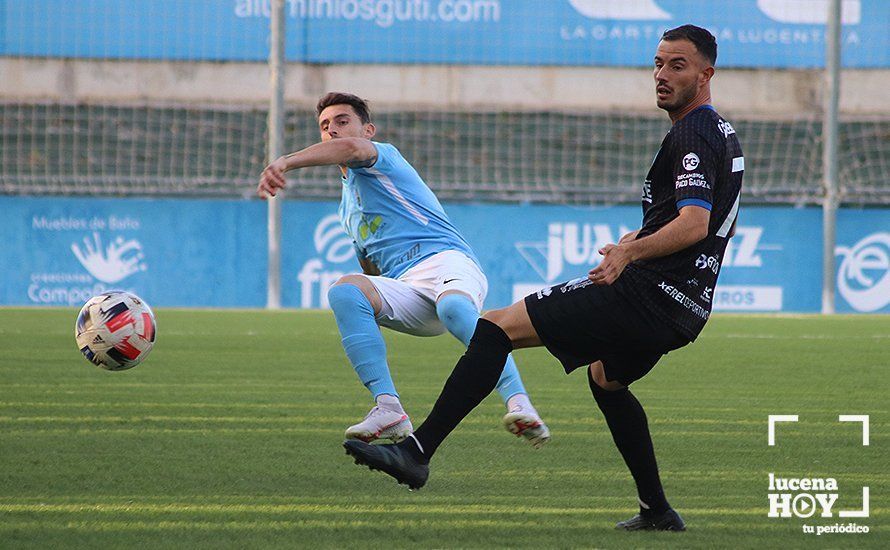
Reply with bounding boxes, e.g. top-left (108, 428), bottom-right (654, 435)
top-left (503, 393), bottom-right (551, 449)
top-left (345, 397), bottom-right (413, 443)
